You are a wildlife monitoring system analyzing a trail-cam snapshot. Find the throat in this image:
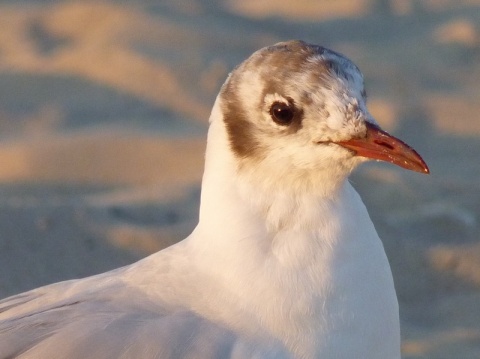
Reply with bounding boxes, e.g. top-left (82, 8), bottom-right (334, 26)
top-left (231, 153), bottom-right (350, 234)
top-left (197, 150), bottom-right (348, 258)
